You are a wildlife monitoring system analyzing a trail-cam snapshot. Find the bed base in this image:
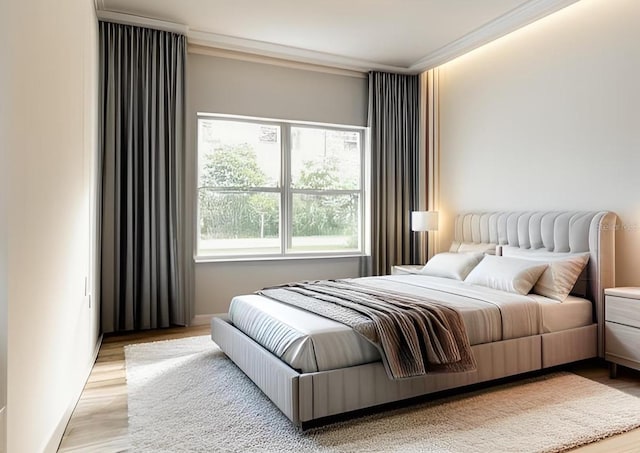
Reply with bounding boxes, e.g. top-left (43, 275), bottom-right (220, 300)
top-left (211, 316), bottom-right (597, 427)
top-left (211, 211), bottom-right (613, 426)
